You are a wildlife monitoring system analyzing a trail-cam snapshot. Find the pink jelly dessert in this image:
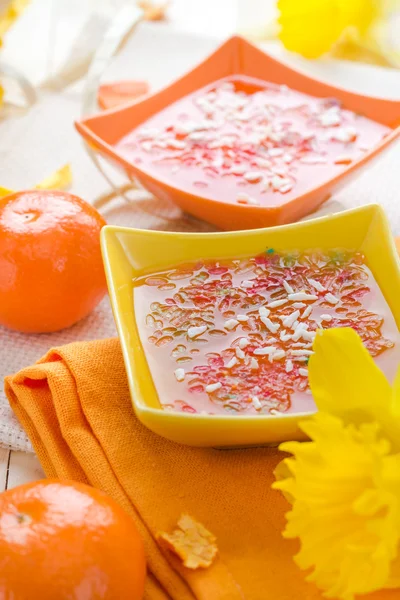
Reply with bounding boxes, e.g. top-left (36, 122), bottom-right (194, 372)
top-left (116, 76), bottom-right (390, 208)
top-left (133, 249), bottom-right (400, 416)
